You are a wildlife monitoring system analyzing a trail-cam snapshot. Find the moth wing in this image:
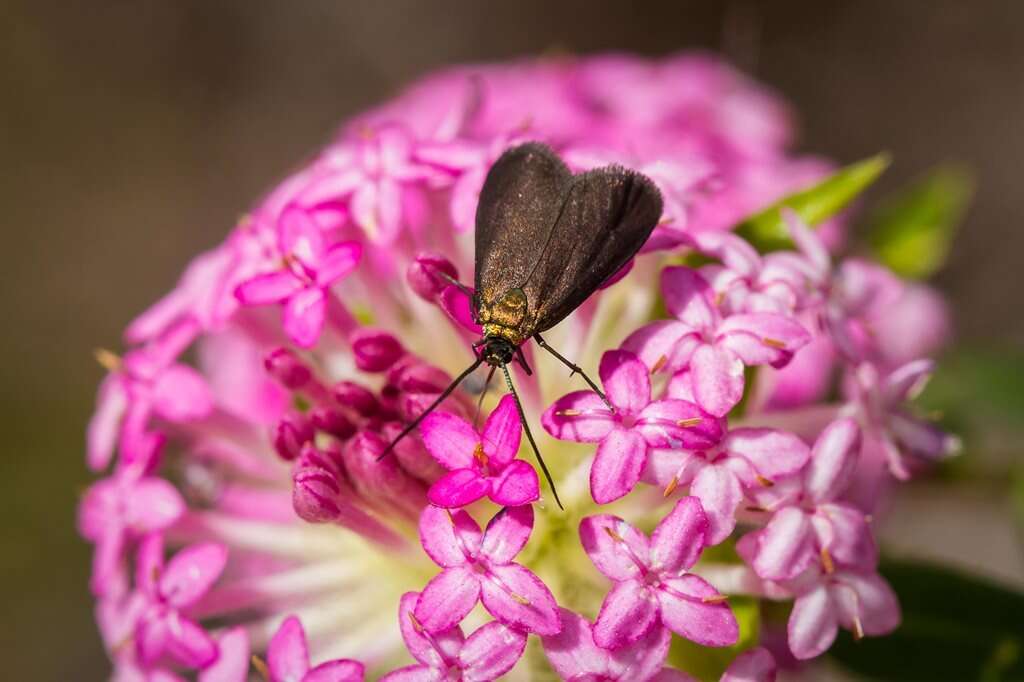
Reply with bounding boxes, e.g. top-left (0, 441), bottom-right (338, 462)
top-left (474, 142), bottom-right (573, 305)
top-left (523, 166), bottom-right (663, 332)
